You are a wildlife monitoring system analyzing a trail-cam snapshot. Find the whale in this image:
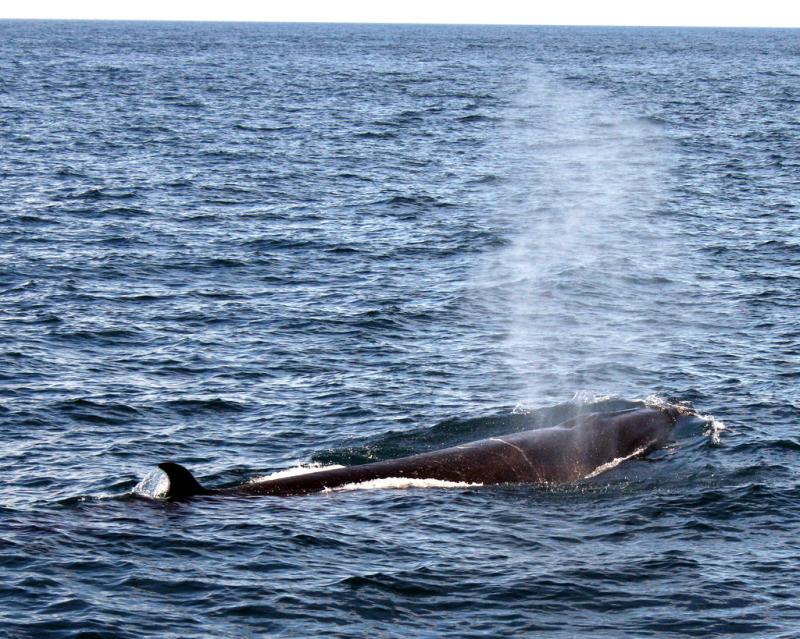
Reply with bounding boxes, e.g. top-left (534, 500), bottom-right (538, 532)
top-left (157, 405), bottom-right (686, 500)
